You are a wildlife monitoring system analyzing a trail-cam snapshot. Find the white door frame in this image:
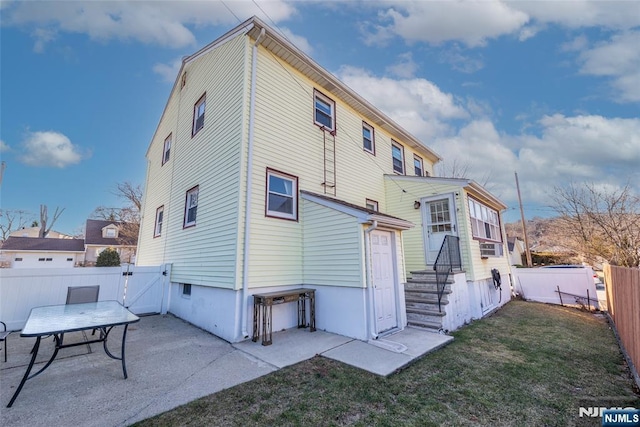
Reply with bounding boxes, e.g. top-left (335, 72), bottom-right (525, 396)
top-left (367, 228), bottom-right (402, 336)
top-left (422, 193), bottom-right (459, 265)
